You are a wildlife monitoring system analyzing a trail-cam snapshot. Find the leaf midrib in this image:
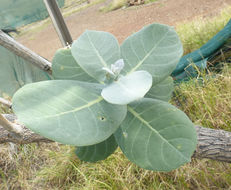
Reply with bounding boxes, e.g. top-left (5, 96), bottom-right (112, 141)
top-left (43, 96), bottom-right (103, 118)
top-left (127, 106), bottom-right (190, 161)
top-left (127, 29), bottom-right (171, 74)
top-left (86, 31), bottom-right (107, 67)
